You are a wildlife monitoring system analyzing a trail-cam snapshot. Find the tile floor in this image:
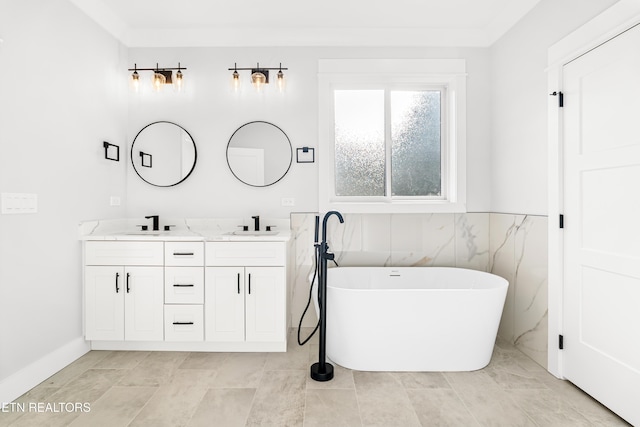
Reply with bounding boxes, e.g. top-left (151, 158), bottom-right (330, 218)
top-left (0, 330), bottom-right (629, 427)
